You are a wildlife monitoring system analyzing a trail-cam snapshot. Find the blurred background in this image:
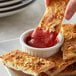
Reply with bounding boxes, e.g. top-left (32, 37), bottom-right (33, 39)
top-left (0, 0), bottom-right (76, 41)
top-left (0, 0), bottom-right (45, 41)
